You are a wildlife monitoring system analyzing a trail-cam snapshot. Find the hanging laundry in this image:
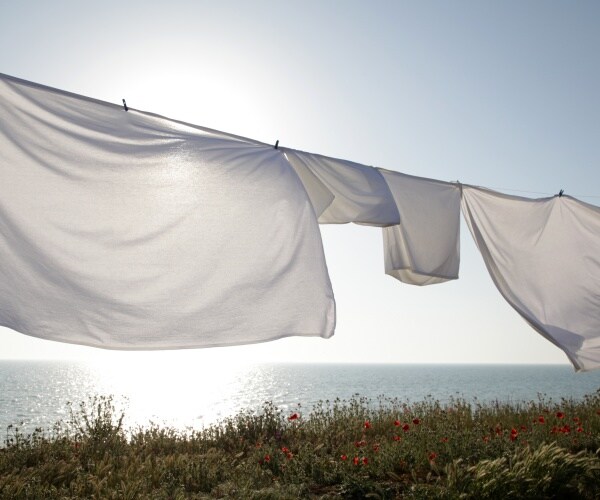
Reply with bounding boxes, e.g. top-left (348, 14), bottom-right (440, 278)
top-left (462, 186), bottom-right (600, 371)
top-left (379, 170), bottom-right (461, 285)
top-left (2, 72), bottom-right (600, 372)
top-left (0, 73), bottom-right (335, 349)
top-left (282, 148), bottom-right (400, 226)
